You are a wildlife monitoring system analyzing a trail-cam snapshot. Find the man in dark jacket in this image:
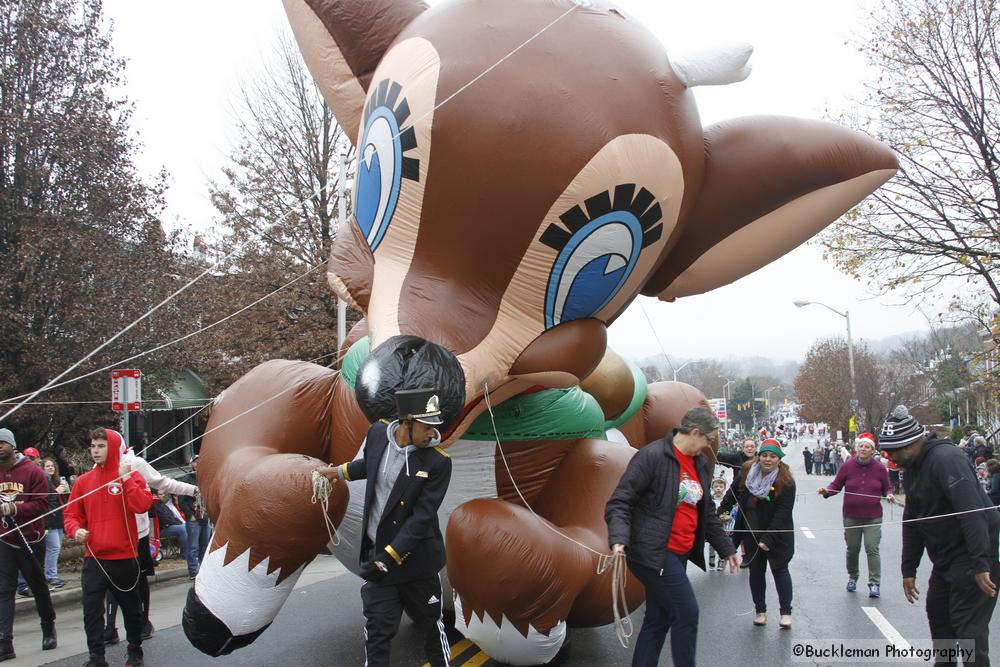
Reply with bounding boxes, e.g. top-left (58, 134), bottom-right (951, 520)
top-left (972, 436), bottom-right (993, 463)
top-left (605, 407), bottom-right (739, 667)
top-left (0, 428), bottom-right (57, 661)
top-left (881, 406), bottom-right (1000, 667)
top-left (988, 459), bottom-right (1000, 507)
top-left (177, 456), bottom-right (210, 575)
top-left (318, 388), bottom-right (452, 667)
